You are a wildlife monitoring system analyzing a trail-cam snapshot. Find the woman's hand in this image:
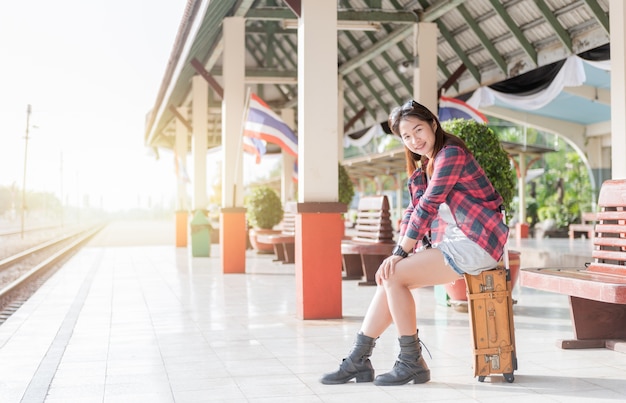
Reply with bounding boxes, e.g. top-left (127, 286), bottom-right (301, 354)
top-left (376, 255), bottom-right (405, 285)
